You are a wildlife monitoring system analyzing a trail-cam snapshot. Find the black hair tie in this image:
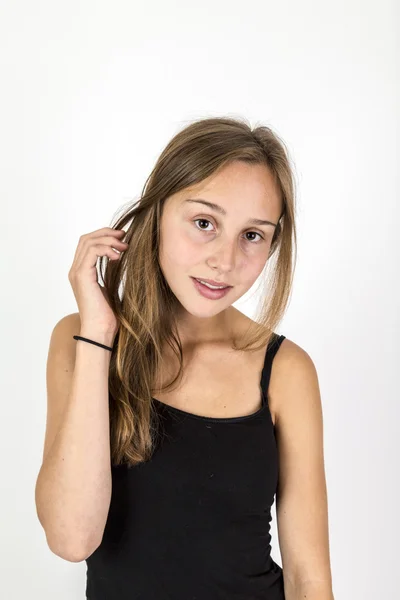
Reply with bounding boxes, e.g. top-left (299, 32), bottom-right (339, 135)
top-left (73, 335), bottom-right (113, 352)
